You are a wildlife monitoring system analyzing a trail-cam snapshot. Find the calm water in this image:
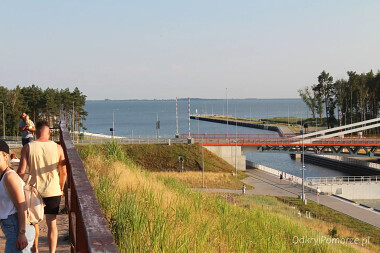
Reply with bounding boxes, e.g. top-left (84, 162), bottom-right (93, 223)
top-left (84, 99), bottom-right (347, 178)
